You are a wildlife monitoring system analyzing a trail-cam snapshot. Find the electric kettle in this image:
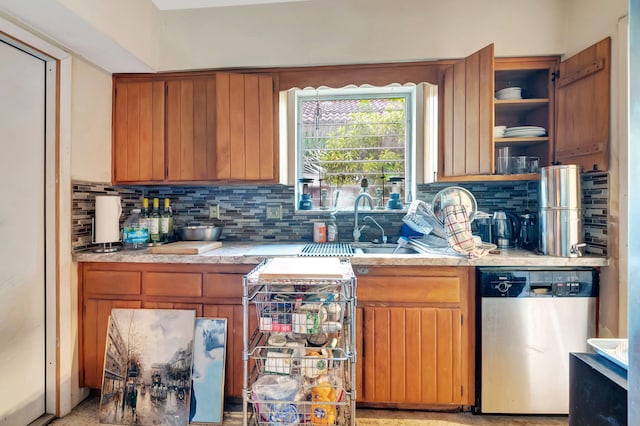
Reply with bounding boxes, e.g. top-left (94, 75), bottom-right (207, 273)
top-left (492, 210), bottom-right (521, 248)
